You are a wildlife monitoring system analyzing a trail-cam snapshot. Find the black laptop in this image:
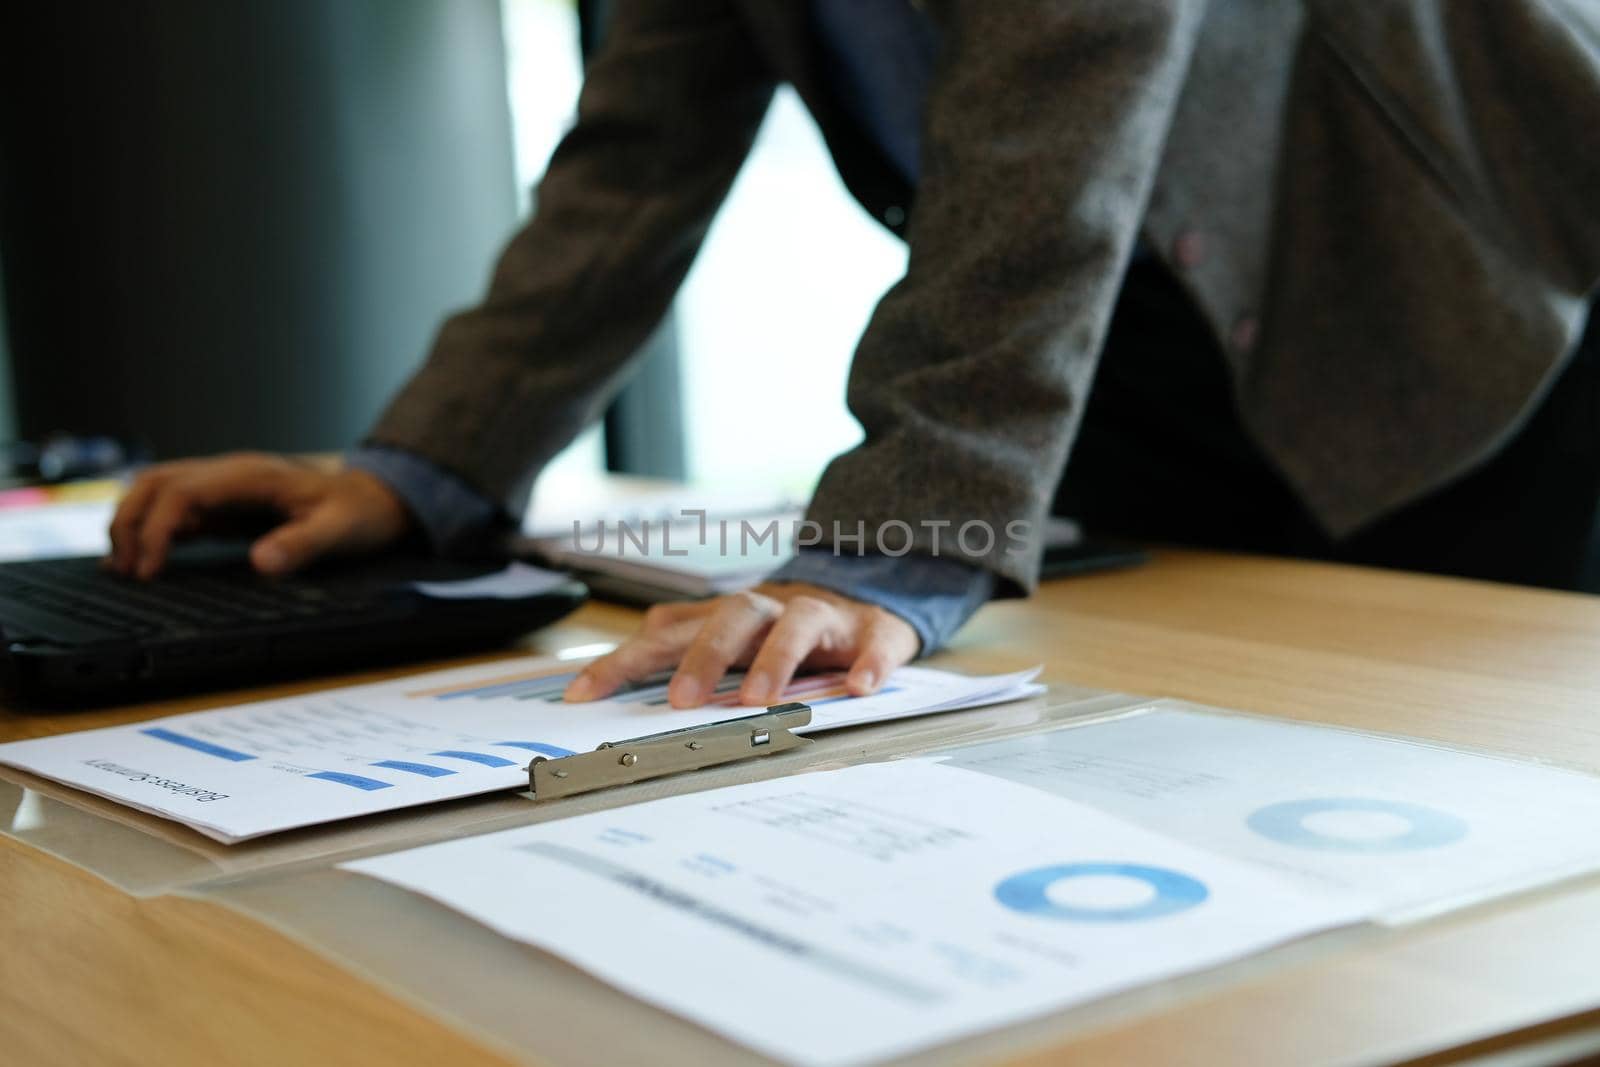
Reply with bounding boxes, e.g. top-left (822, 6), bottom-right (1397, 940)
top-left (0, 541), bottom-right (586, 706)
